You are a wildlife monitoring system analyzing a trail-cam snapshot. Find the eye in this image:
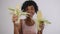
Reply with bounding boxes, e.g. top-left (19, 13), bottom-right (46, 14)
top-left (31, 6), bottom-right (35, 10)
top-left (31, 8), bottom-right (34, 10)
